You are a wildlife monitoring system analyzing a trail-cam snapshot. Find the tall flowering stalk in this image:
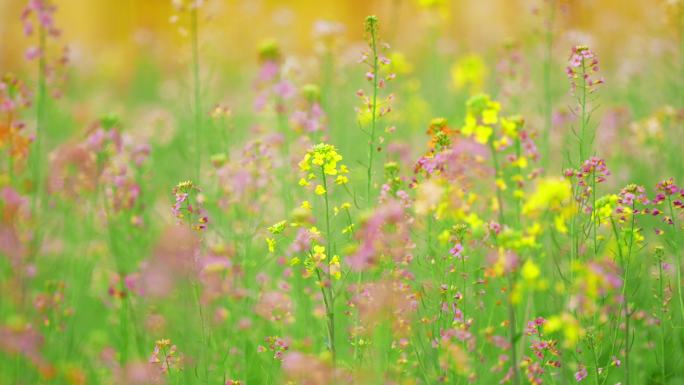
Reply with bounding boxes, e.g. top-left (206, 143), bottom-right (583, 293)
top-left (22, 0), bottom-right (67, 255)
top-left (171, 179), bottom-right (209, 380)
top-left (654, 246), bottom-right (668, 385)
top-left (358, 16), bottom-right (395, 201)
top-left (89, 117), bottom-right (149, 364)
top-left (564, 46), bottom-right (604, 305)
top-left (298, 143), bottom-right (349, 362)
top-left (565, 157), bottom-right (611, 259)
top-left (612, 184), bottom-right (645, 385)
top-left (462, 94), bottom-right (505, 222)
top-left (655, 178), bottom-right (684, 325)
top-left (461, 94), bottom-right (527, 385)
top-left (566, 45), bottom-right (603, 165)
top-left (365, 16), bottom-right (379, 201)
top-left (172, 180), bottom-right (209, 232)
